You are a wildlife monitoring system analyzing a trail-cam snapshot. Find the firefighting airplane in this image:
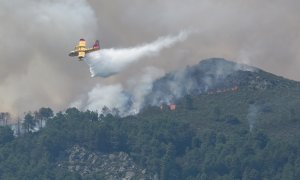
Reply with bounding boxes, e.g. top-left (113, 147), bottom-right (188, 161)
top-left (69, 39), bottom-right (100, 61)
